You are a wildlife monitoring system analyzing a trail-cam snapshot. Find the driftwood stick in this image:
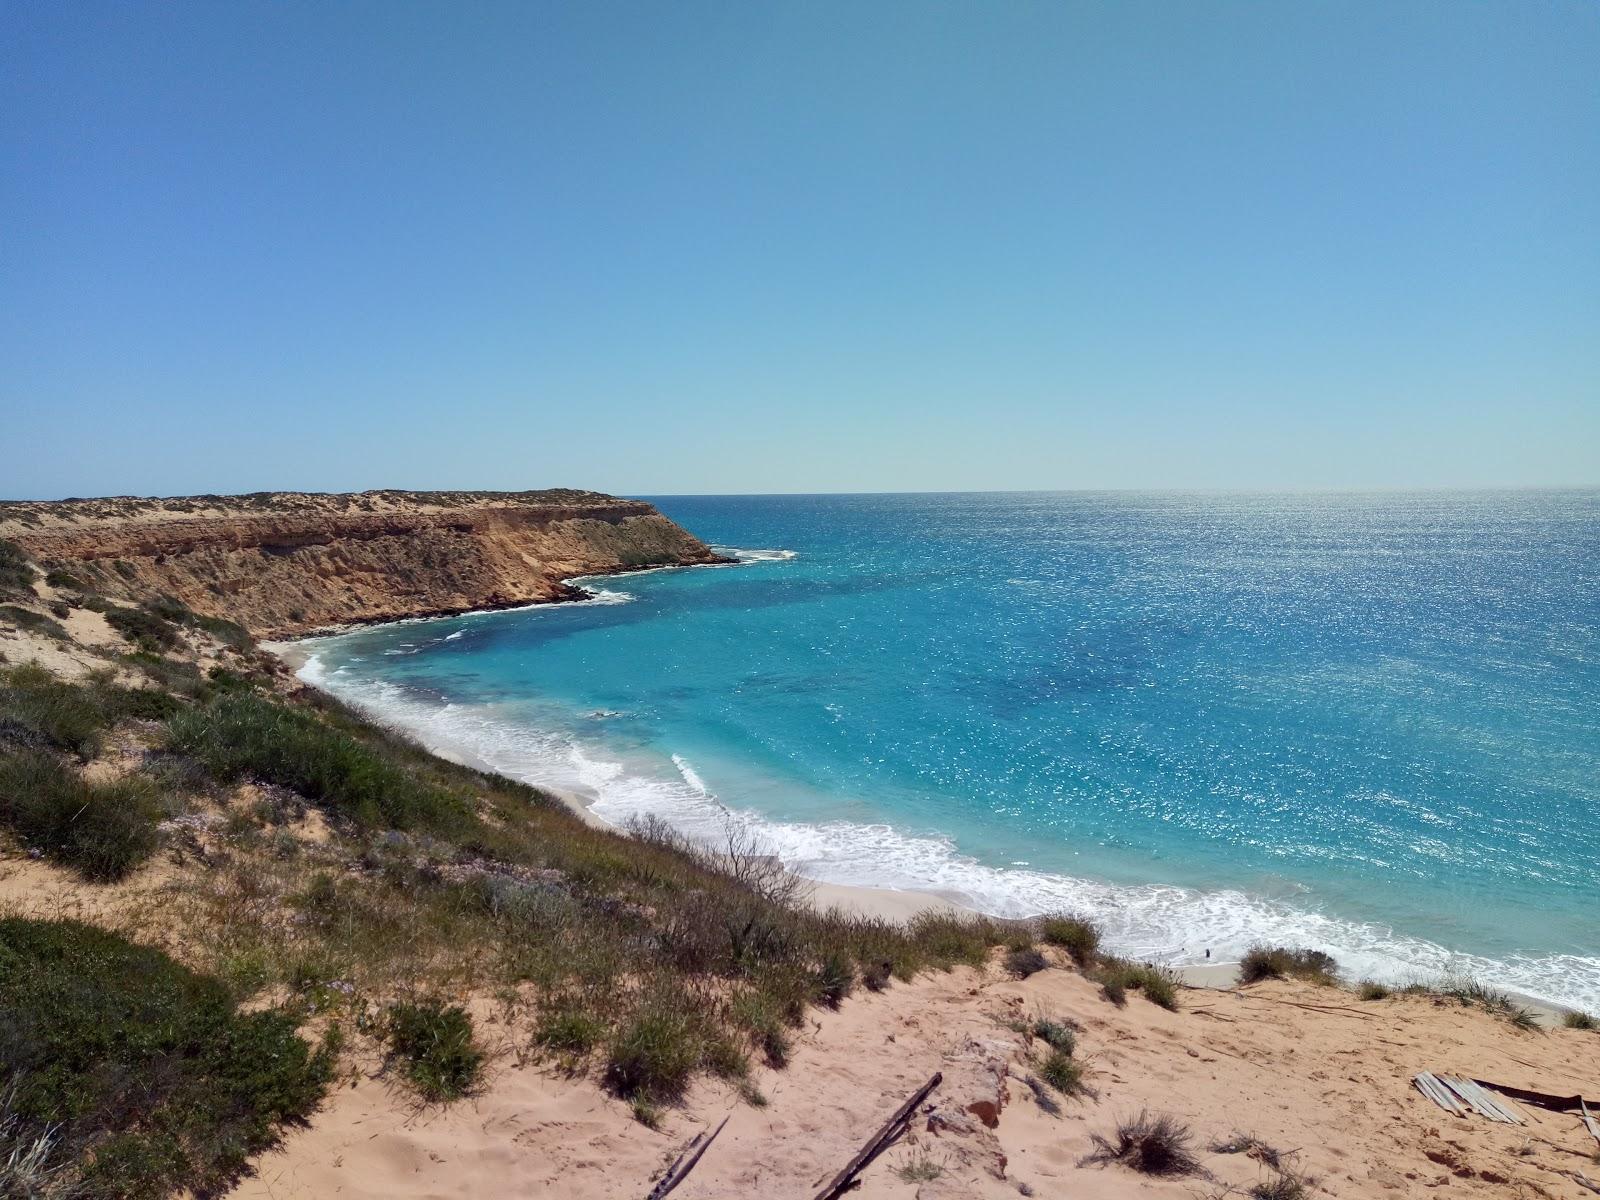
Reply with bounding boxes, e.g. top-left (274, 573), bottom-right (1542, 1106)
top-left (814, 1072), bottom-right (943, 1200)
top-left (647, 1132), bottom-right (703, 1200)
top-left (647, 1115), bottom-right (729, 1200)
